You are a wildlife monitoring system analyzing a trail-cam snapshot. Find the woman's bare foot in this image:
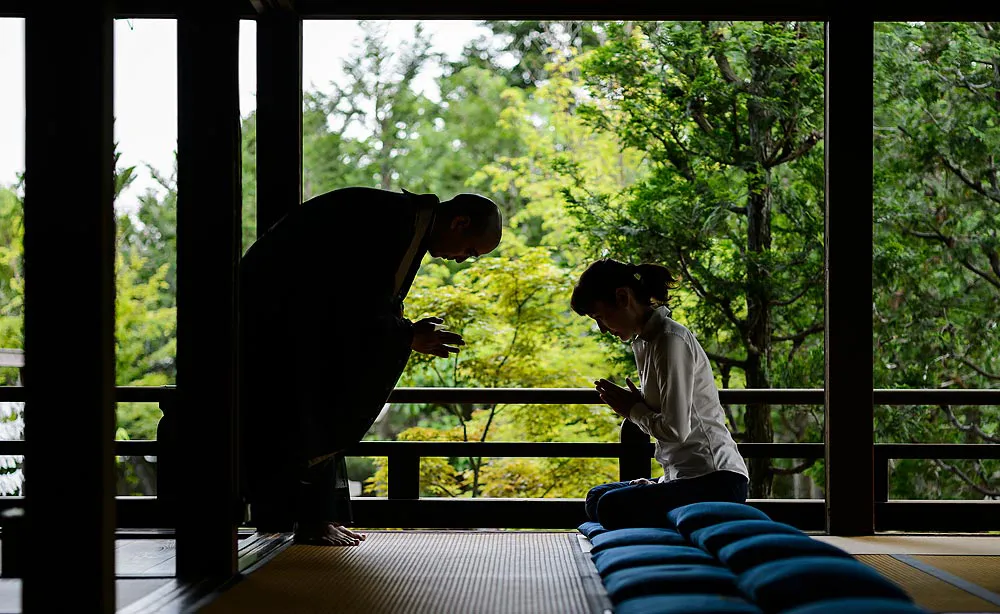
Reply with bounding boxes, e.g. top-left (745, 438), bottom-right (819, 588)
top-left (294, 521), bottom-right (367, 547)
